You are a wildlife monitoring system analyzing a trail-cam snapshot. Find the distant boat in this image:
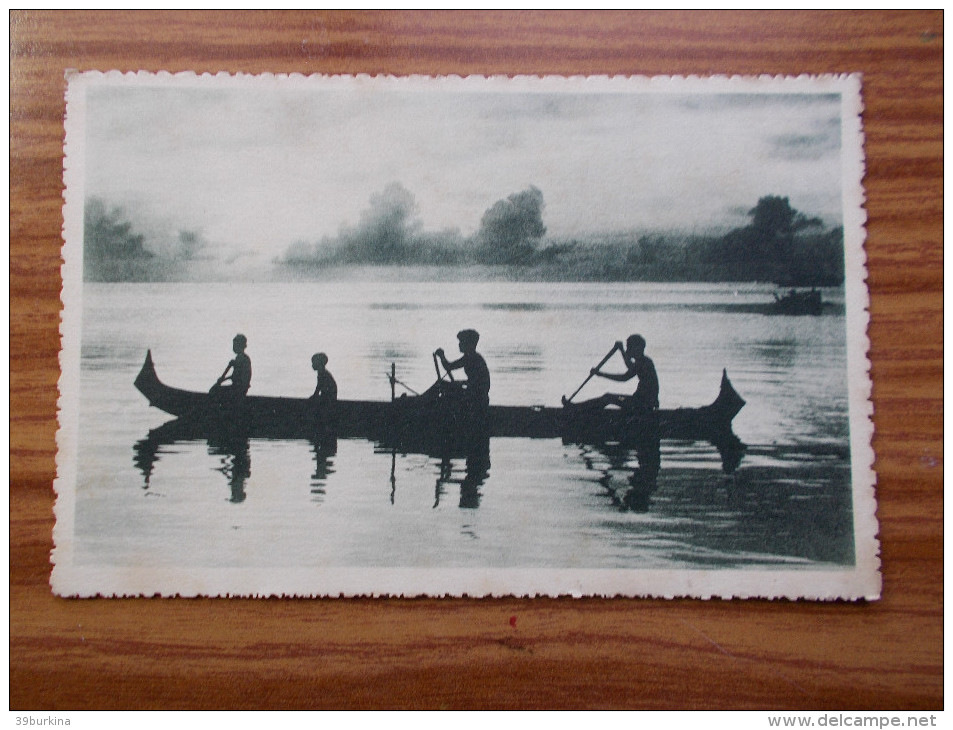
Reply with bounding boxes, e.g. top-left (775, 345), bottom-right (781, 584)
top-left (133, 350), bottom-right (746, 453)
top-left (769, 287), bottom-right (824, 316)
